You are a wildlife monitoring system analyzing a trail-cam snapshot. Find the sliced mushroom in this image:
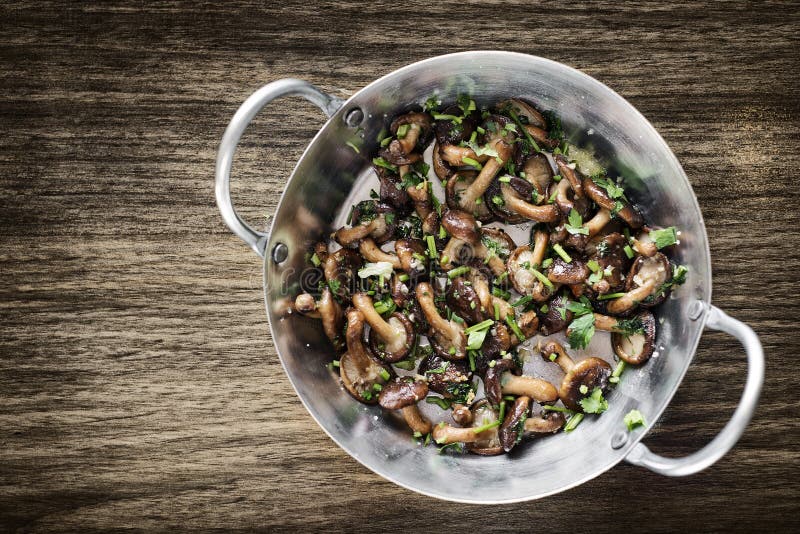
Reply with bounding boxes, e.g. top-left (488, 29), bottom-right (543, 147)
top-left (358, 238), bottom-right (401, 269)
top-left (293, 288), bottom-right (345, 352)
top-left (415, 282), bottom-right (466, 360)
top-left (446, 172), bottom-right (493, 221)
top-left (583, 173), bottom-right (644, 229)
top-left (418, 353), bottom-right (473, 401)
top-left (380, 112), bottom-right (433, 165)
top-left (378, 378), bottom-right (432, 434)
top-left (485, 176), bottom-right (560, 223)
top-left (606, 252), bottom-right (671, 314)
top-left (432, 399), bottom-right (503, 456)
top-left (540, 340), bottom-right (611, 411)
top-left (352, 293), bottom-right (415, 363)
top-left (340, 309), bottom-right (393, 404)
top-left (484, 358), bottom-right (558, 405)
